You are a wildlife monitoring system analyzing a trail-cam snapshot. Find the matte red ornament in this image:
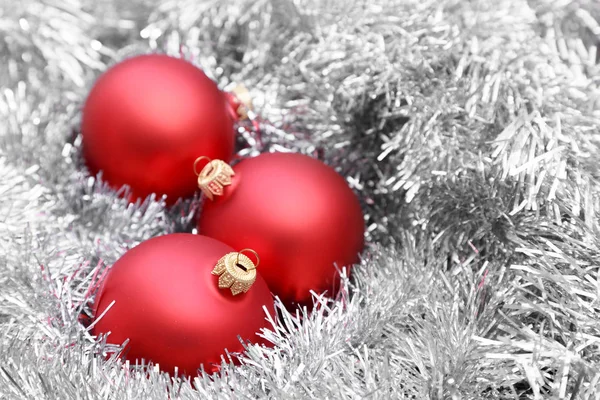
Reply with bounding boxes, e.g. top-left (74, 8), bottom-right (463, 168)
top-left (81, 54), bottom-right (235, 204)
top-left (197, 153), bottom-right (365, 308)
top-left (92, 233), bottom-right (274, 376)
